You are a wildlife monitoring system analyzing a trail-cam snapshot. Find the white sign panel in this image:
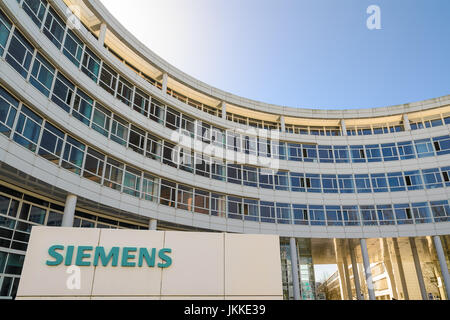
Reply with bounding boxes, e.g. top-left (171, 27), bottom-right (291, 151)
top-left (16, 227), bottom-right (283, 300)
